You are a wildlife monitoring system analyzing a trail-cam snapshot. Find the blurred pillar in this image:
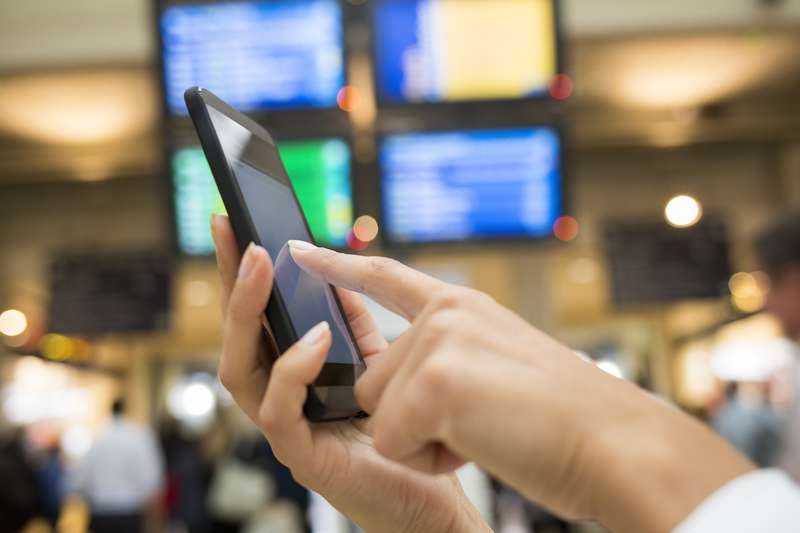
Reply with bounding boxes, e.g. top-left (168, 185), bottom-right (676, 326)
top-left (125, 342), bottom-right (153, 426)
top-left (778, 143), bottom-right (800, 208)
top-left (511, 251), bottom-right (556, 332)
